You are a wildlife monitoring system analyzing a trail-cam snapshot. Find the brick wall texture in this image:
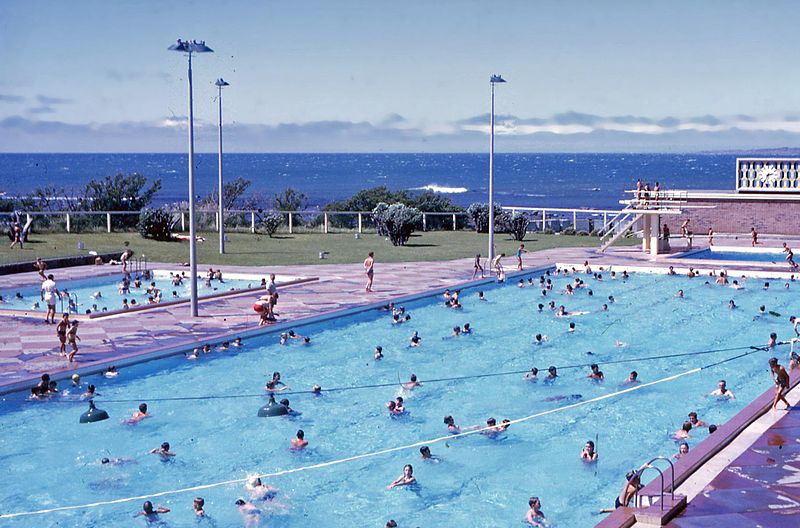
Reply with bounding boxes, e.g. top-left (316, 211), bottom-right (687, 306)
top-left (660, 198), bottom-right (800, 236)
